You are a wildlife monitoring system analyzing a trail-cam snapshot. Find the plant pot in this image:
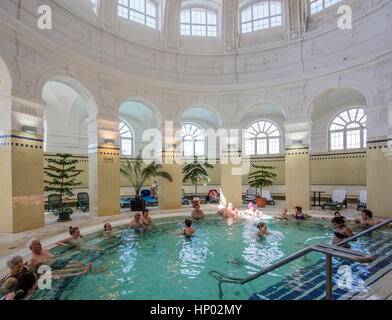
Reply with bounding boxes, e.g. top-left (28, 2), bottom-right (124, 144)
top-left (57, 210), bottom-right (72, 222)
top-left (130, 199), bottom-right (146, 211)
top-left (256, 197), bottom-right (267, 208)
